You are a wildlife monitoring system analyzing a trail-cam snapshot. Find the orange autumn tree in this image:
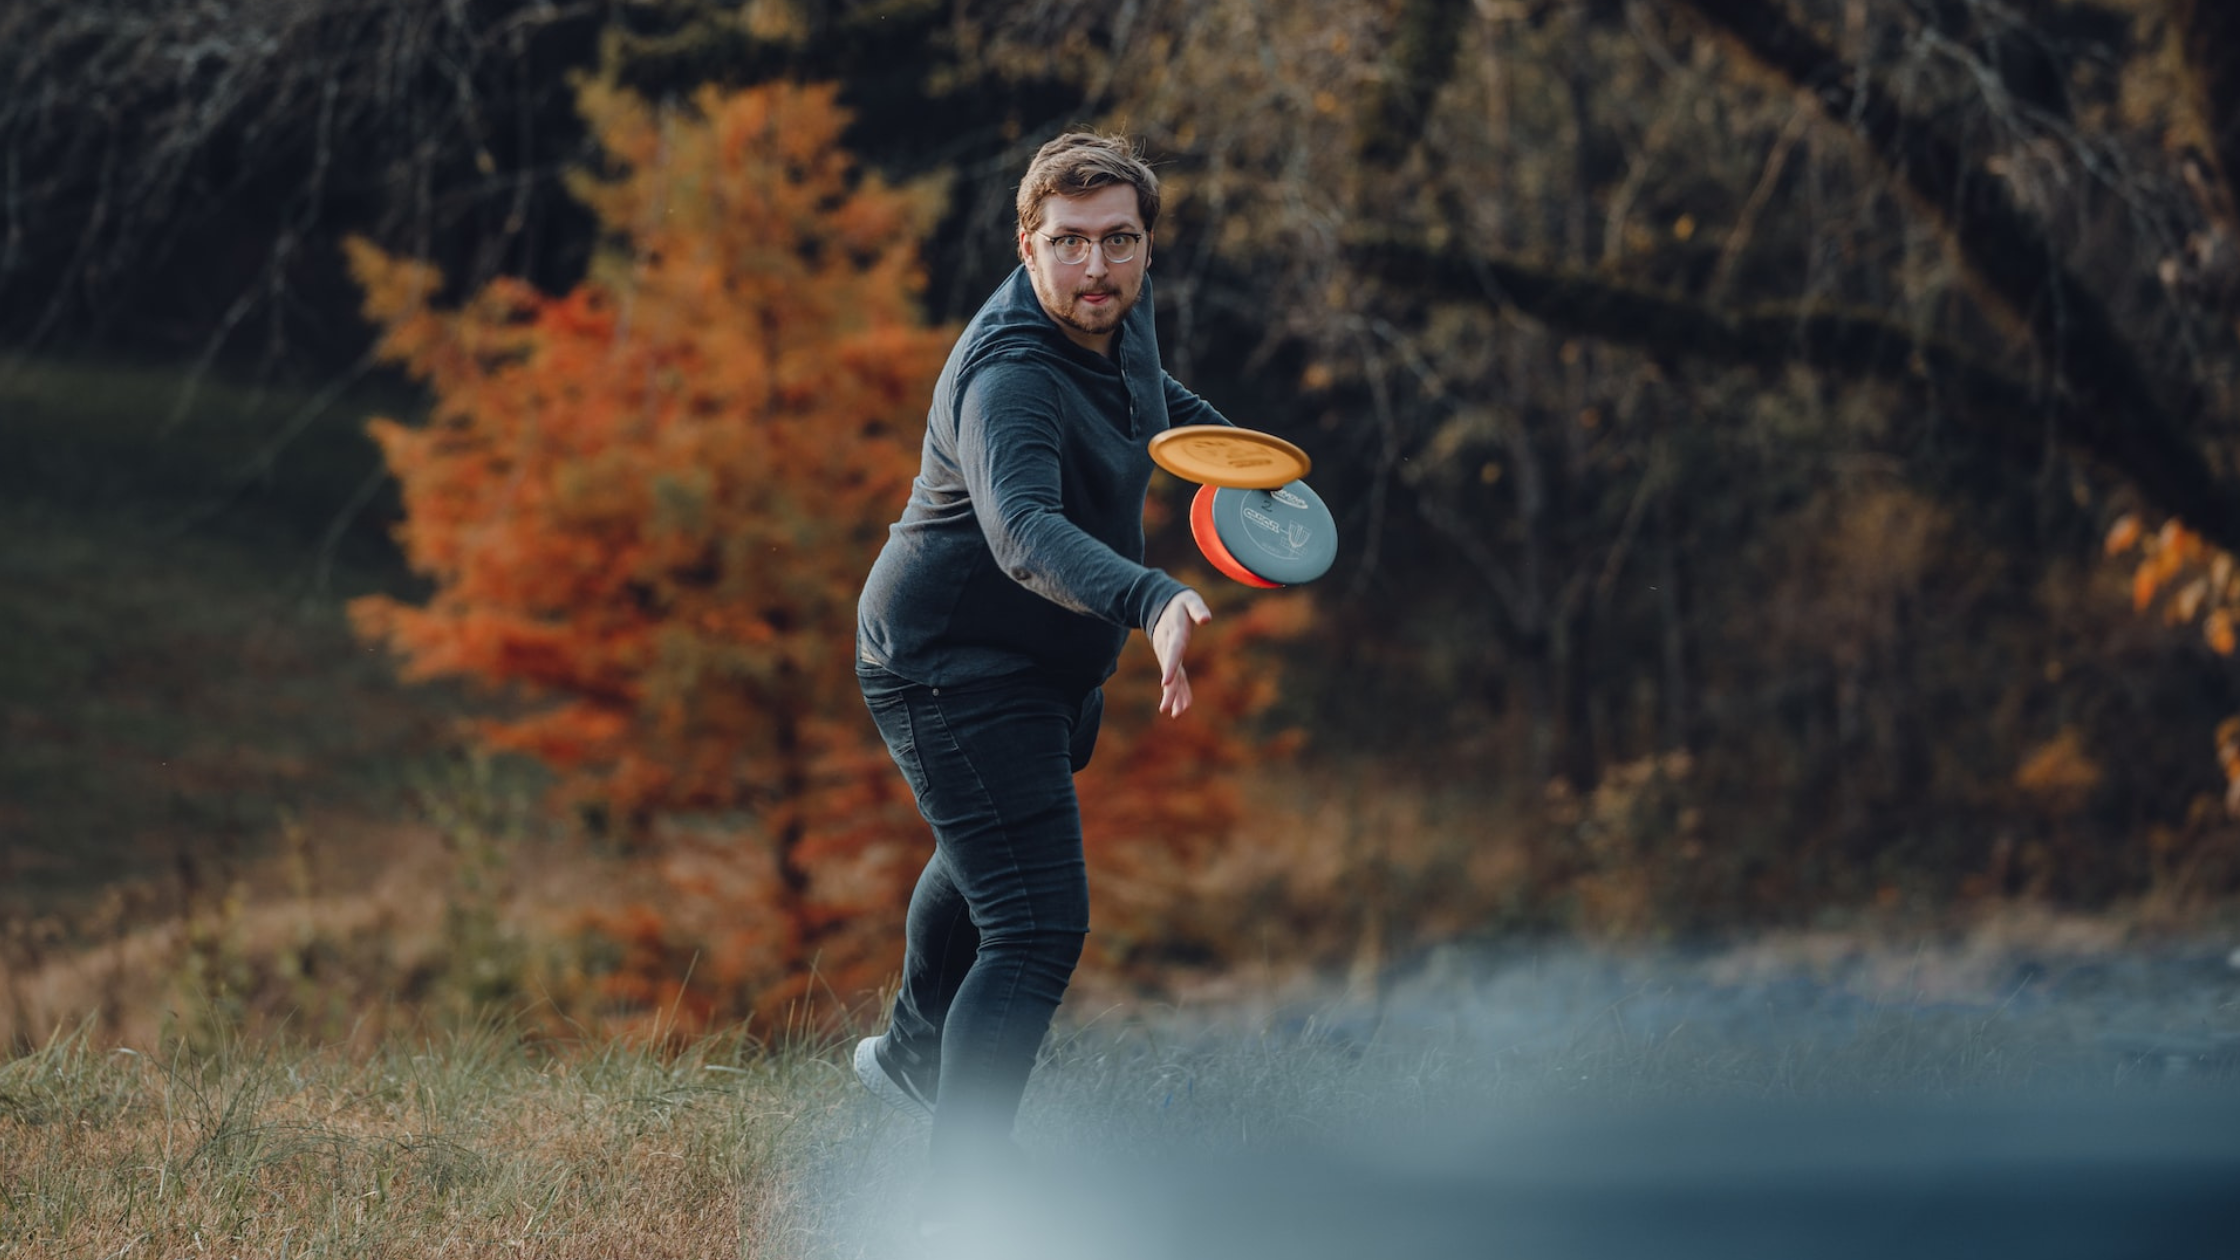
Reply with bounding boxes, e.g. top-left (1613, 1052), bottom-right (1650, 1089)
top-left (349, 79), bottom-right (948, 1026)
top-left (349, 77), bottom-right (1307, 1030)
